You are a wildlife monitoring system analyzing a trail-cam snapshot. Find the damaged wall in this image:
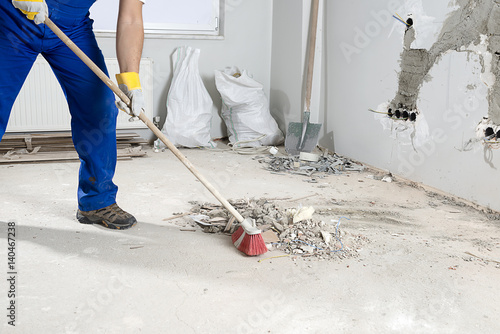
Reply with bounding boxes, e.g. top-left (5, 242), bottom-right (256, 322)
top-left (327, 0), bottom-right (500, 211)
top-left (391, 0), bottom-right (500, 124)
